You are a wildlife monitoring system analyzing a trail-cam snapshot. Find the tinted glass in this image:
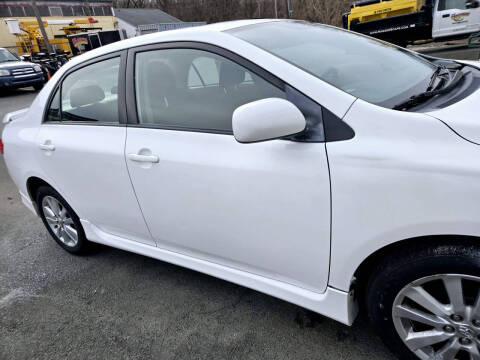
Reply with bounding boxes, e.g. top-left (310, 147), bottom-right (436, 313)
top-left (10, 6), bottom-right (24, 16)
top-left (438, 0), bottom-right (467, 10)
top-left (73, 6), bottom-right (84, 16)
top-left (46, 89), bottom-right (60, 122)
top-left (62, 7), bottom-right (73, 16)
top-left (38, 6), bottom-right (49, 16)
top-left (48, 7), bottom-right (63, 16)
top-left (61, 57), bottom-right (120, 123)
top-left (24, 6), bottom-right (35, 16)
top-left (83, 6), bottom-right (92, 16)
top-left (0, 49), bottom-right (18, 62)
top-left (229, 22), bottom-right (436, 106)
top-left (0, 7), bottom-right (10, 17)
top-left (135, 48), bottom-right (285, 132)
top-left (93, 7), bottom-right (104, 16)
